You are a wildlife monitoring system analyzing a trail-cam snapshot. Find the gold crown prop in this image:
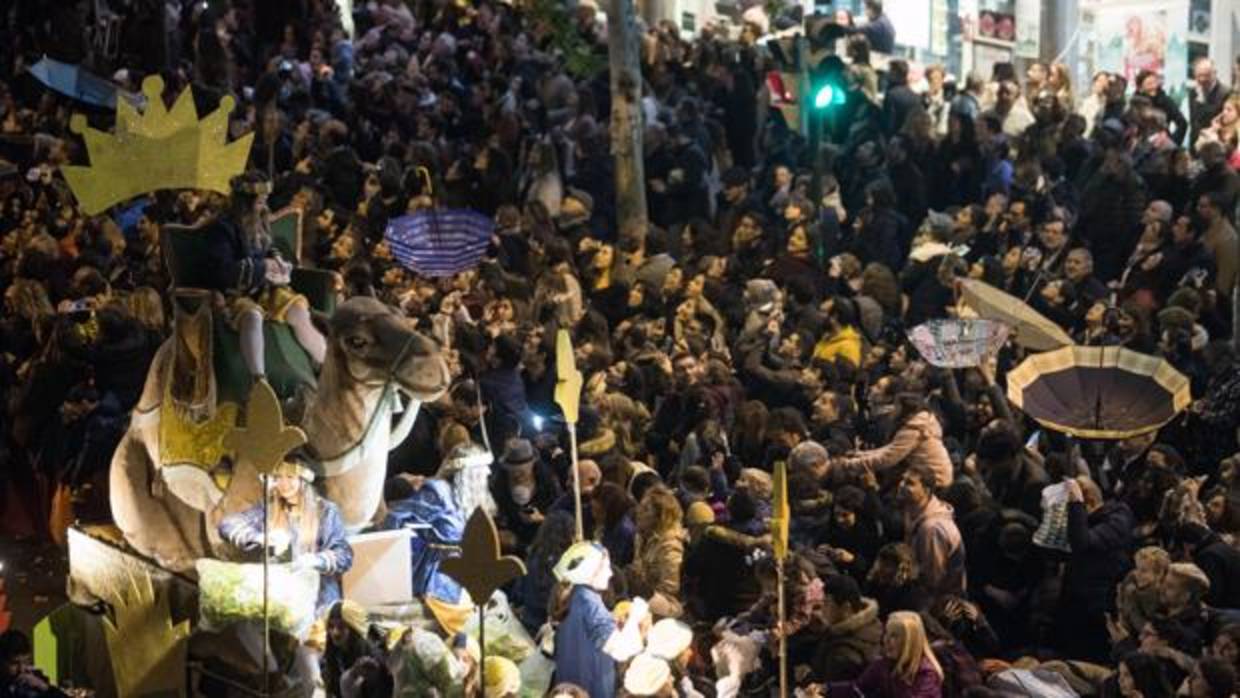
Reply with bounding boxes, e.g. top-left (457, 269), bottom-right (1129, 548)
top-left (61, 75), bottom-right (254, 215)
